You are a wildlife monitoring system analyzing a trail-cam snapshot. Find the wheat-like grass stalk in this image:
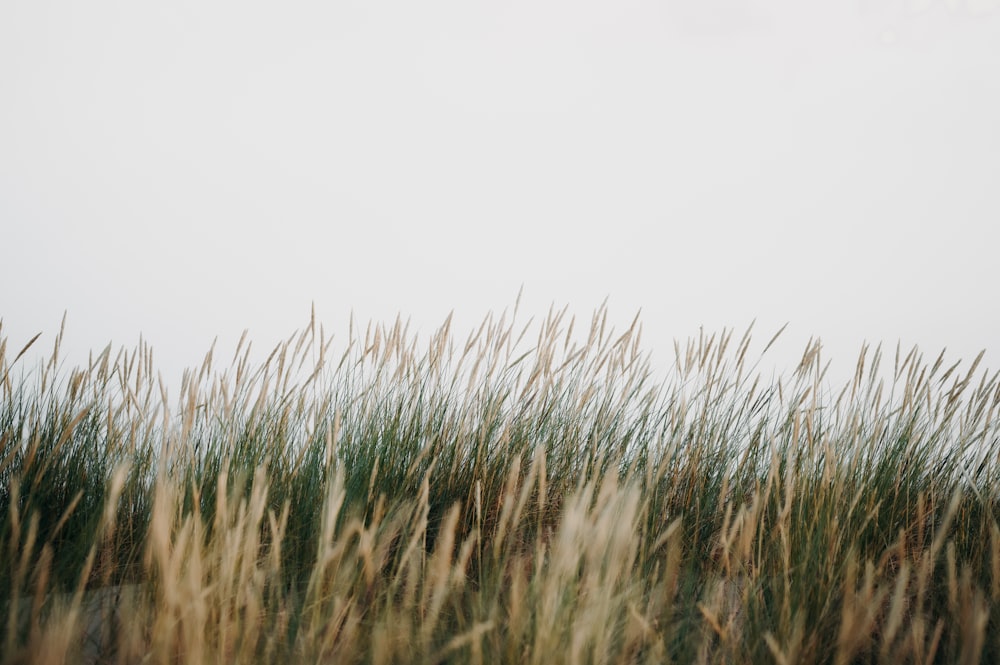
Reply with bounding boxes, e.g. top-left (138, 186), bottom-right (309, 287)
top-left (1, 305), bottom-right (998, 663)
